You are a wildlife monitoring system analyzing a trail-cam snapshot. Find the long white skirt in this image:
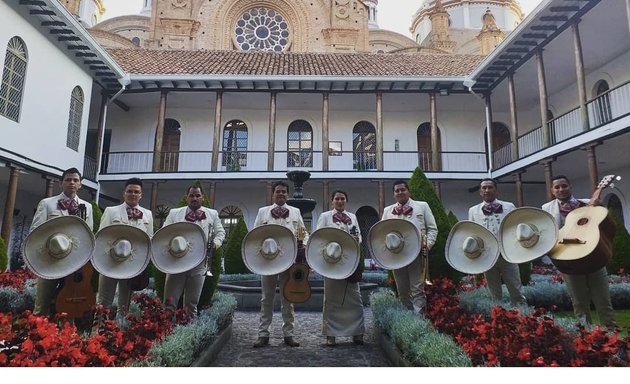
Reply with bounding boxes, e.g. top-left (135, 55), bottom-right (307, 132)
top-left (322, 277), bottom-right (365, 337)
